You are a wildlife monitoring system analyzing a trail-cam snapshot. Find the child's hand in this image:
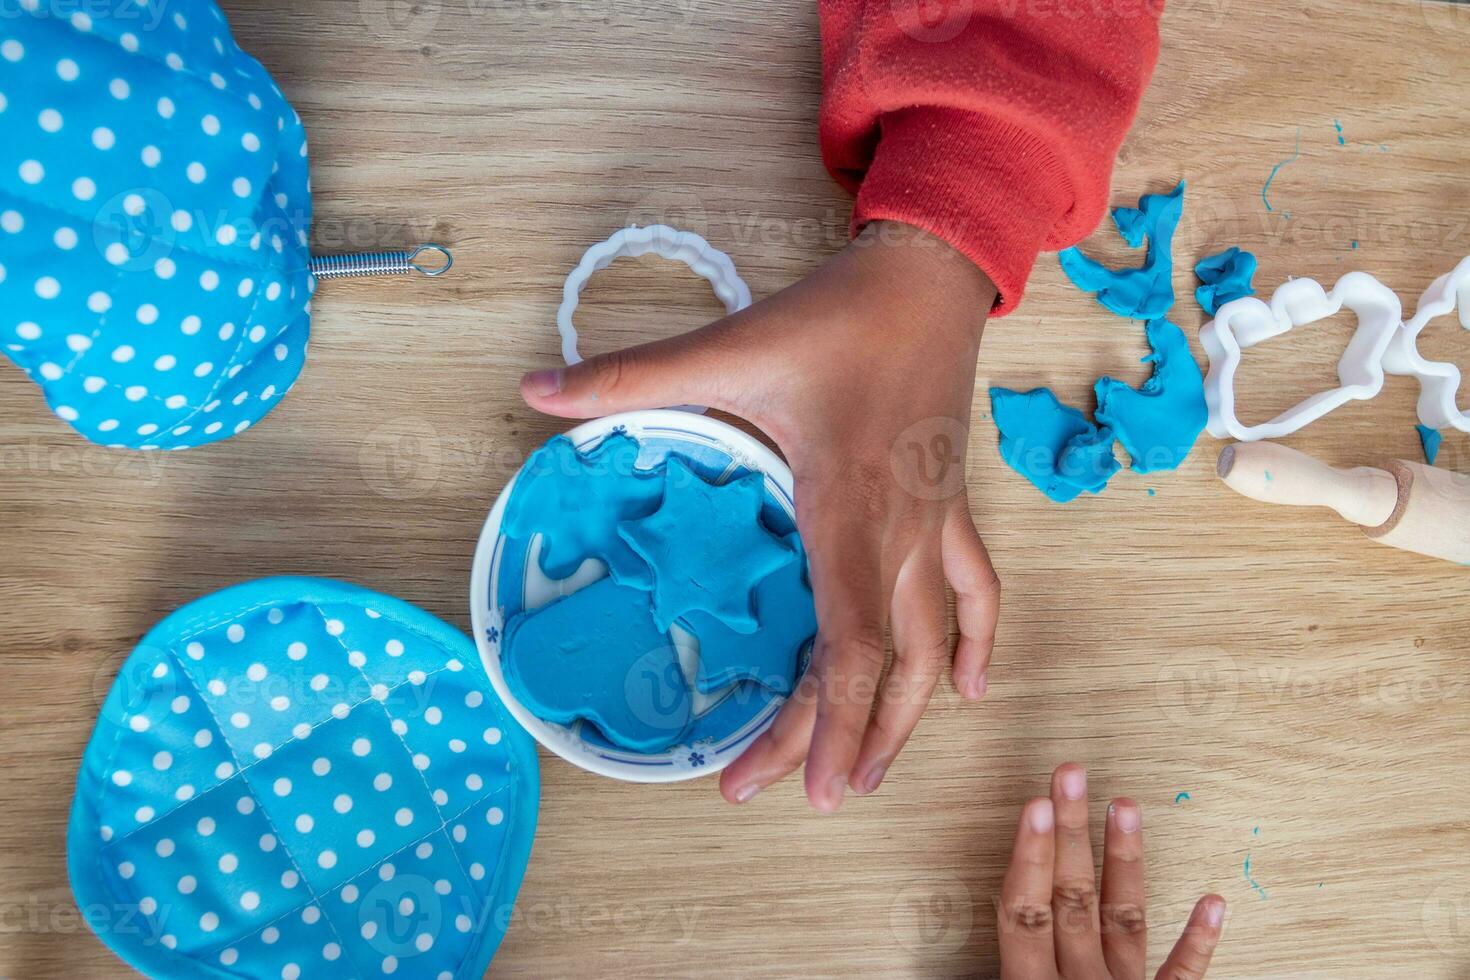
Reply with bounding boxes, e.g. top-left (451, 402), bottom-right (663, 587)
top-left (520, 221), bottom-right (1001, 811)
top-left (1001, 764), bottom-right (1226, 979)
